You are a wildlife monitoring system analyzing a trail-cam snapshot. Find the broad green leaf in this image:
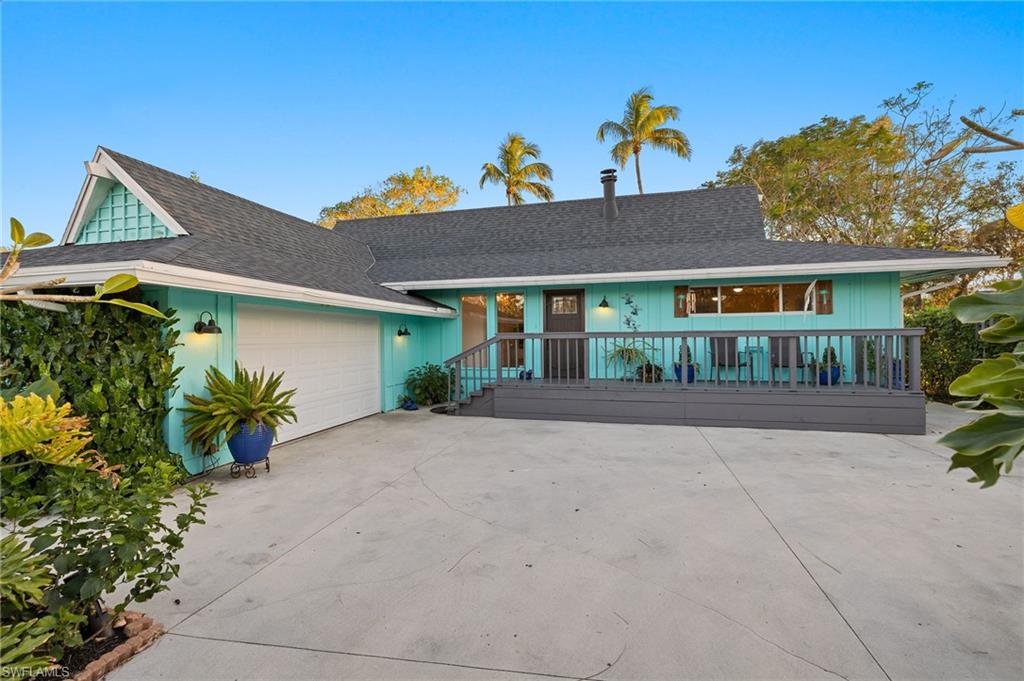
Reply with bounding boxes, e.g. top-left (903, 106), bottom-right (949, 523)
top-left (21, 232), bottom-right (53, 248)
top-left (948, 355), bottom-right (1024, 397)
top-left (10, 217), bottom-right (25, 244)
top-left (979, 315), bottom-right (1024, 344)
top-left (104, 299), bottom-right (167, 319)
top-left (79, 576), bottom-right (103, 600)
top-left (938, 412), bottom-right (1024, 456)
top-left (97, 273), bottom-right (139, 296)
top-left (949, 279), bottom-right (1024, 325)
